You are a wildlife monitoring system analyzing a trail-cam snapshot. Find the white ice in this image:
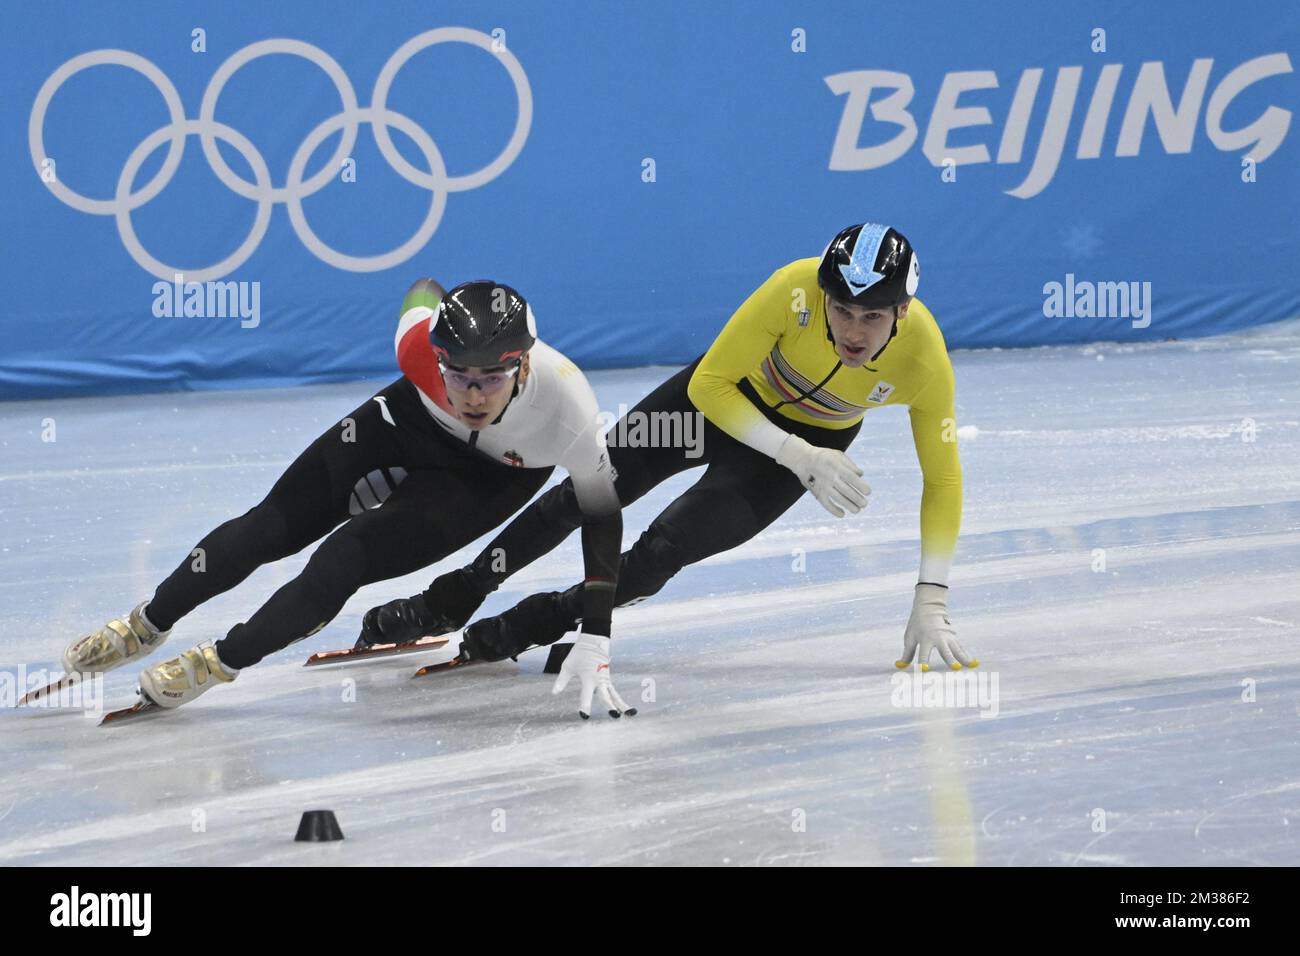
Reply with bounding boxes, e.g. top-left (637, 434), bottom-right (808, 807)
top-left (2, 322), bottom-right (1299, 865)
